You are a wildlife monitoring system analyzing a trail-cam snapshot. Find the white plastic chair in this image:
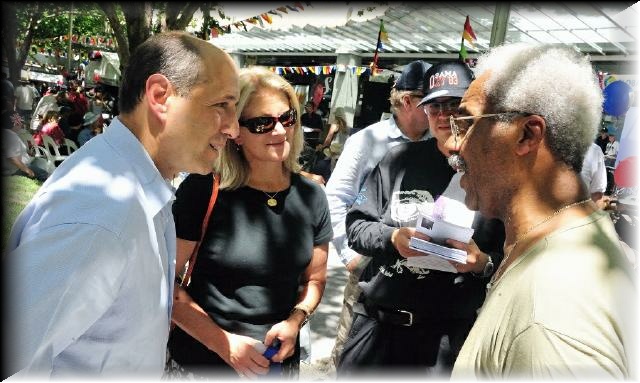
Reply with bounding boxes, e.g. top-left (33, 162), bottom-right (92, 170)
top-left (30, 145), bottom-right (56, 175)
top-left (62, 138), bottom-right (78, 155)
top-left (41, 135), bottom-right (68, 164)
top-left (17, 129), bottom-right (34, 146)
